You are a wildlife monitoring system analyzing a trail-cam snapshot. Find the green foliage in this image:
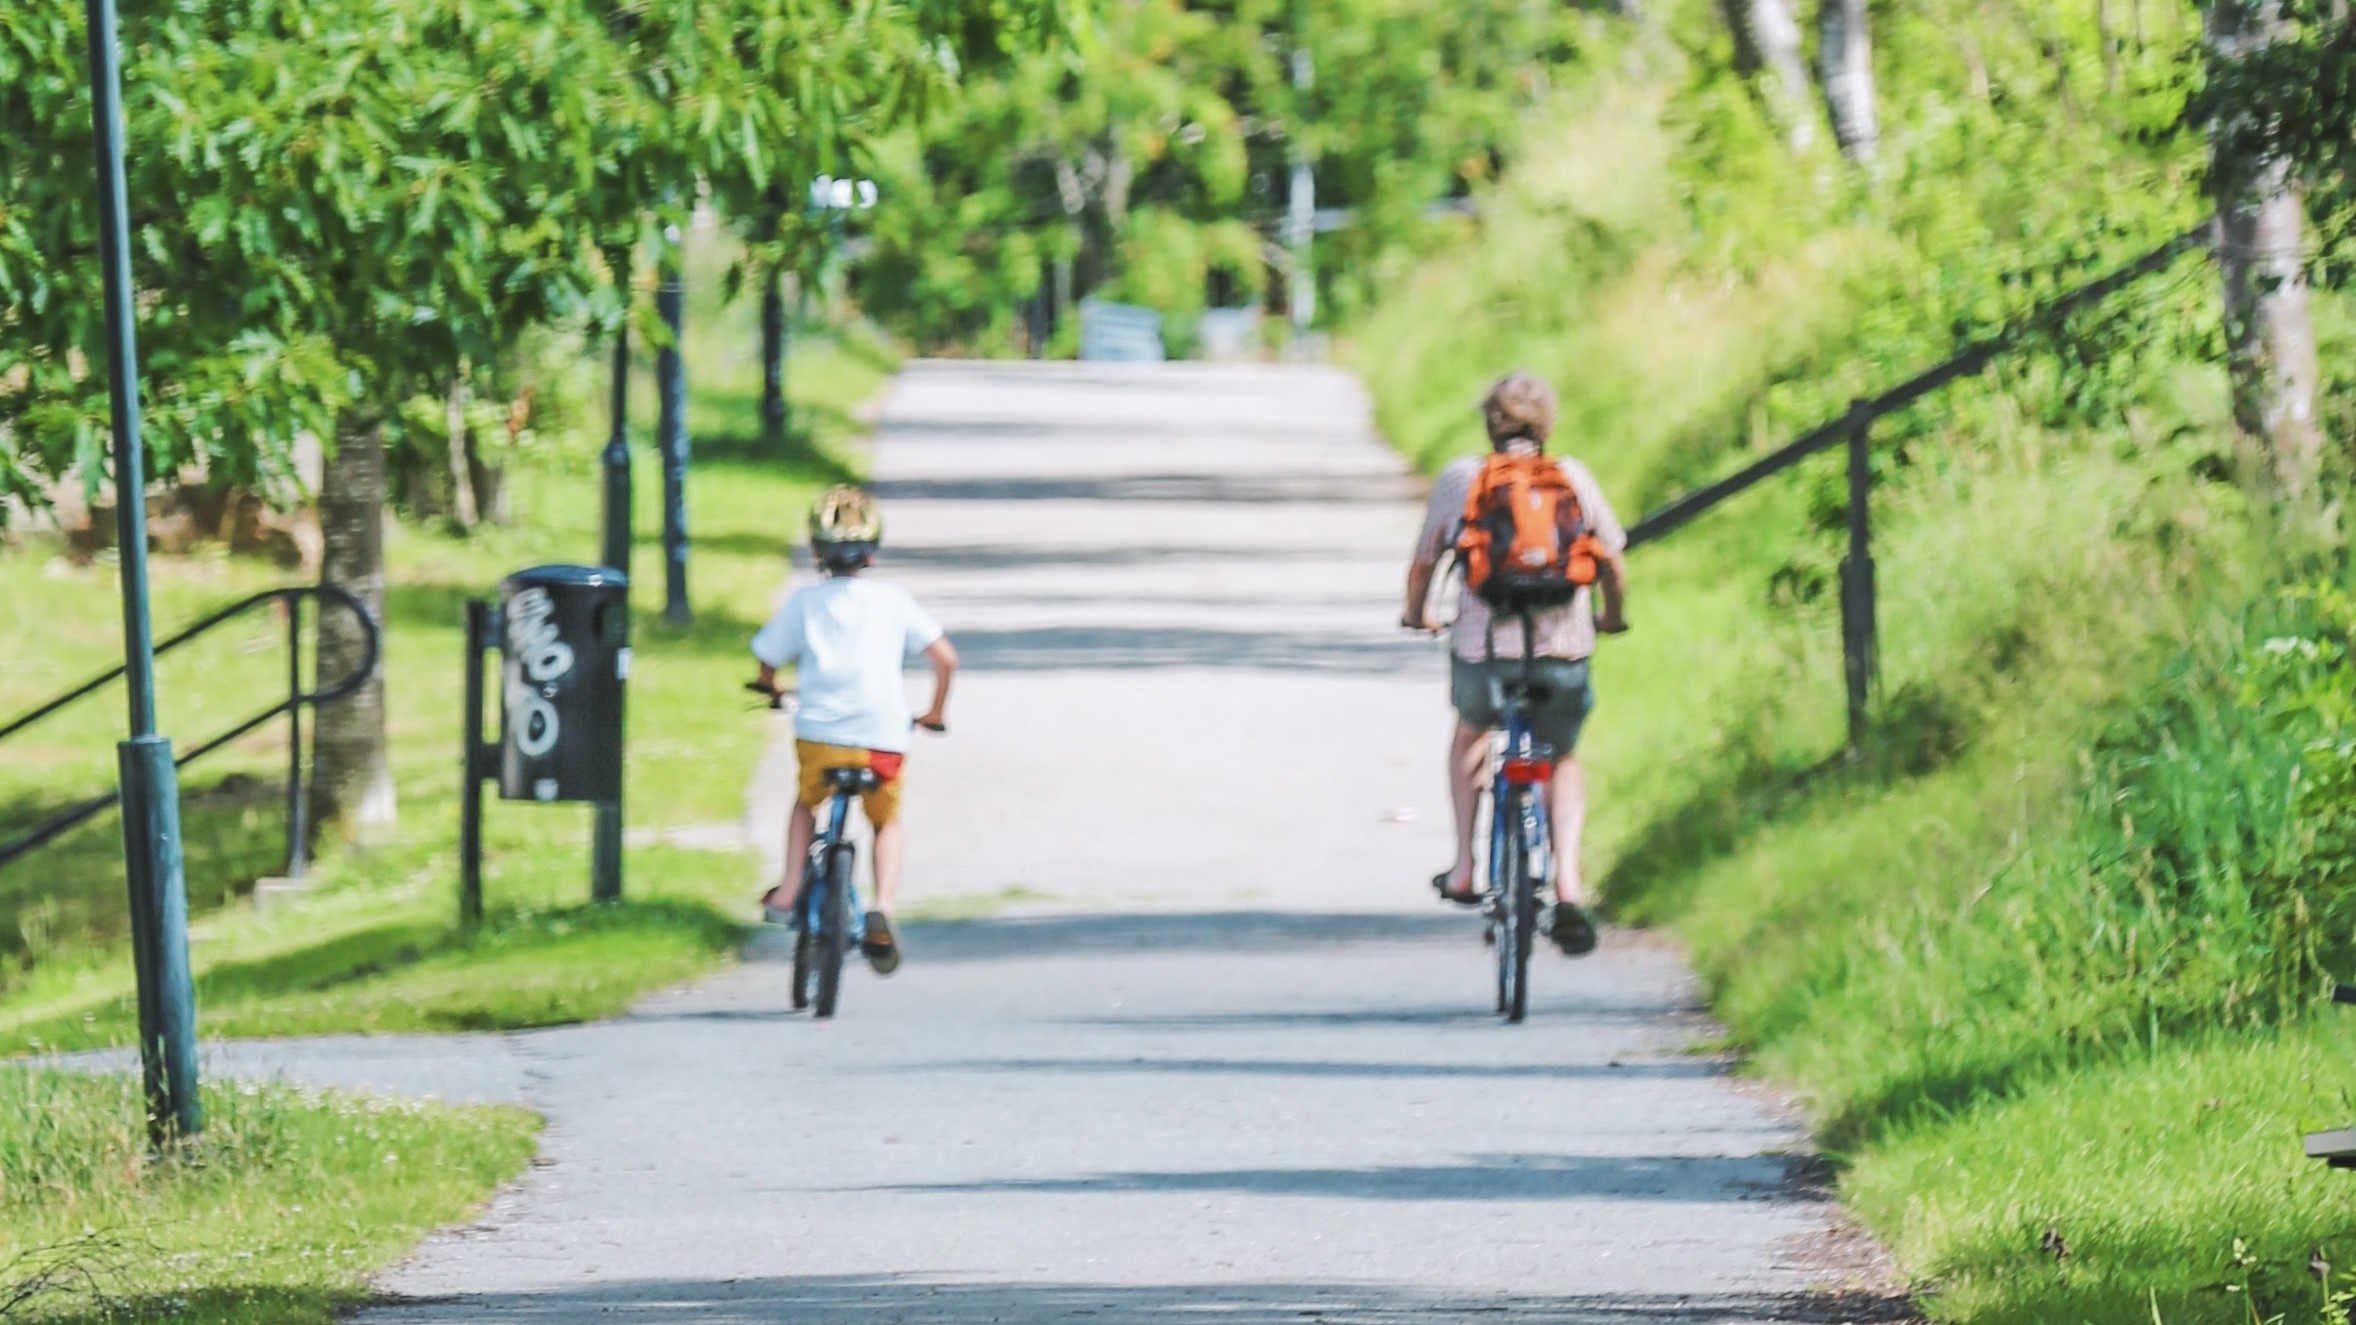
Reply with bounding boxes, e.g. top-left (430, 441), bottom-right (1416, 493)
top-left (0, 0), bottom-right (1062, 519)
top-left (854, 0), bottom-right (1592, 352)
